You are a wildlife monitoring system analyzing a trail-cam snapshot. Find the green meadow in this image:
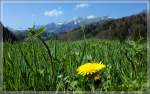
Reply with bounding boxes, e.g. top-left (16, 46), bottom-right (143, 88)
top-left (3, 38), bottom-right (147, 91)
